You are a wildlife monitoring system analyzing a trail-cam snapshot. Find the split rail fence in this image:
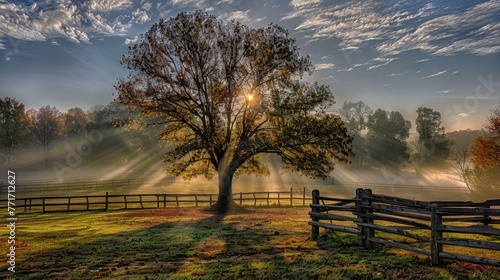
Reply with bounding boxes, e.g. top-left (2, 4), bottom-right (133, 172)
top-left (0, 176), bottom-right (176, 193)
top-left (0, 188), bottom-right (309, 213)
top-left (309, 189), bottom-right (500, 267)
